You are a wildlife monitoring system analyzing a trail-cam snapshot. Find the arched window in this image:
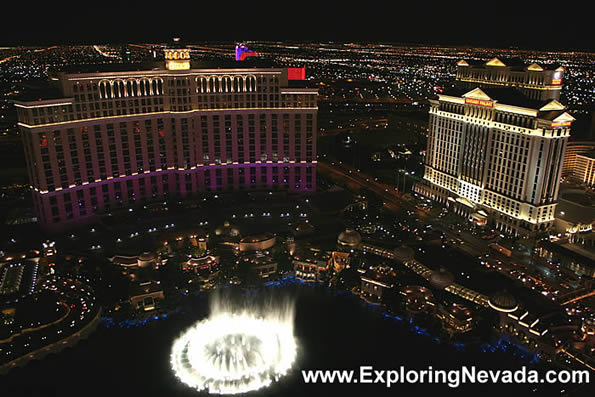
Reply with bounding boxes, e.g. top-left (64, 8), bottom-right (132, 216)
top-left (99, 81), bottom-right (107, 99)
top-left (196, 77), bottom-right (207, 93)
top-left (126, 80), bottom-right (134, 97)
top-left (139, 79), bottom-right (147, 96)
top-left (247, 75), bottom-right (256, 92)
top-left (224, 76), bottom-right (232, 92)
top-left (157, 79), bottom-right (163, 95)
top-left (114, 80), bottom-right (125, 98)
